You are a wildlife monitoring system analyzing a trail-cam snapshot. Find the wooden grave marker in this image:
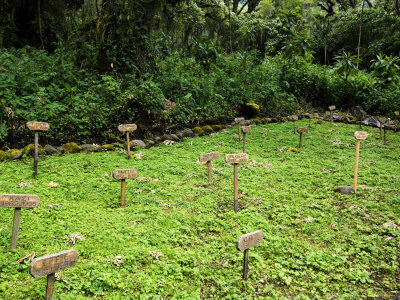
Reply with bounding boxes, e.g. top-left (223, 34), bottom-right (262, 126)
top-left (241, 126), bottom-right (251, 153)
top-left (329, 105), bottom-right (336, 122)
top-left (353, 131), bottom-right (368, 191)
top-left (378, 117), bottom-right (386, 140)
top-left (291, 115), bottom-right (298, 134)
top-left (235, 117), bottom-right (245, 141)
top-left (30, 249), bottom-right (78, 300)
top-left (225, 153), bottom-right (248, 213)
top-left (199, 151), bottom-right (220, 184)
top-left (118, 124), bottom-right (137, 160)
top-left (26, 121), bottom-right (49, 177)
top-left (0, 194), bottom-right (40, 249)
top-left (112, 169), bottom-right (138, 207)
top-left (297, 127), bottom-right (308, 148)
top-left (236, 230), bottom-right (263, 281)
